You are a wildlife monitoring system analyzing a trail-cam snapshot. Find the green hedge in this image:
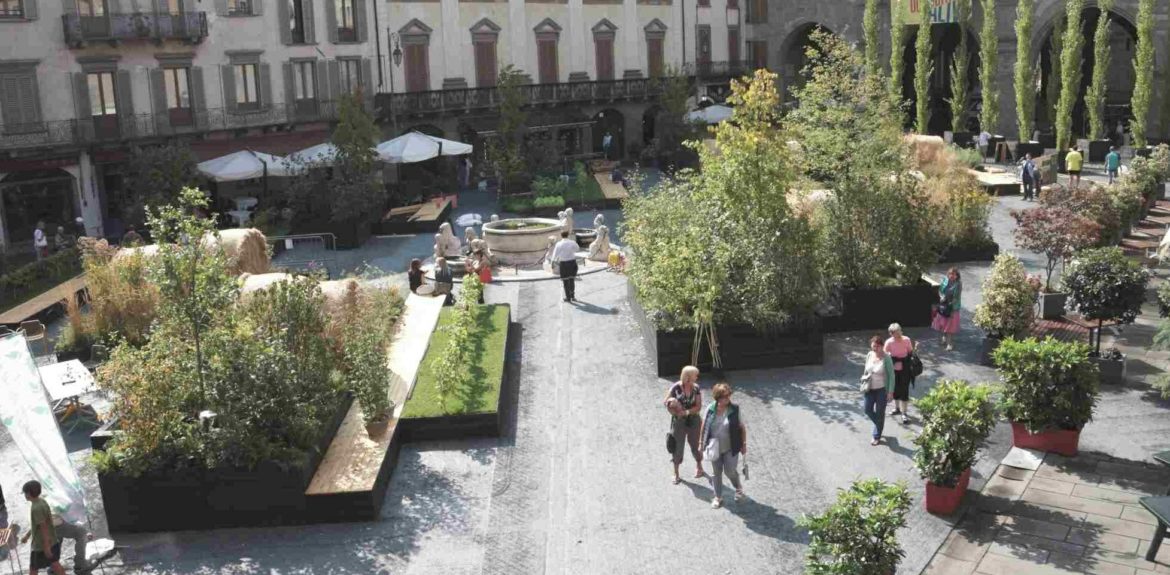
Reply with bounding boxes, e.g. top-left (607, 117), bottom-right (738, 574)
top-left (403, 304), bottom-right (509, 418)
top-left (0, 248), bottom-right (82, 311)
